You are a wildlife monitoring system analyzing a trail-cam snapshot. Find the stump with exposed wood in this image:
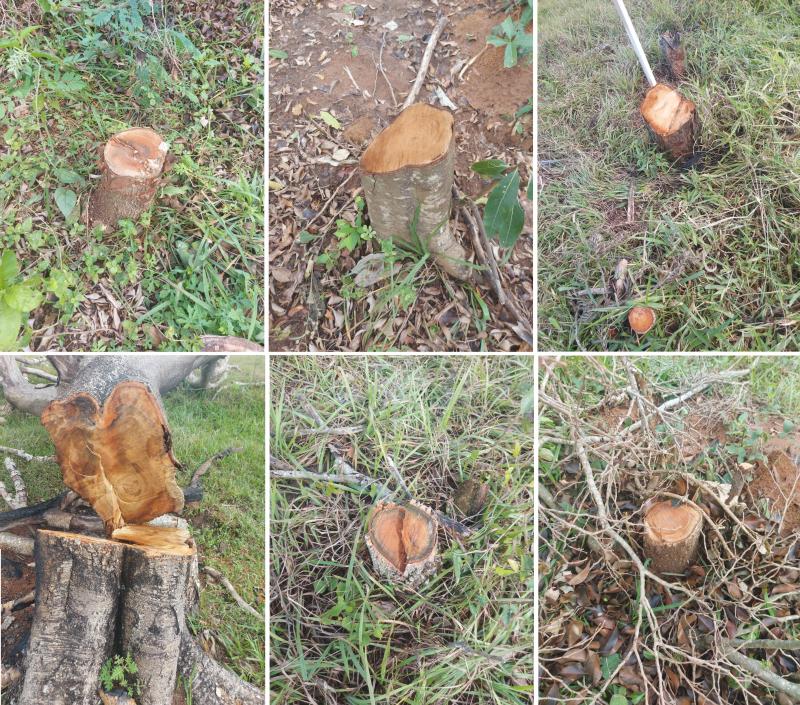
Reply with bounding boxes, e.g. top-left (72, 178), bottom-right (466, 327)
top-left (88, 127), bottom-right (169, 231)
top-left (643, 499), bottom-right (703, 575)
top-left (640, 83), bottom-right (698, 161)
top-left (365, 500), bottom-right (439, 588)
top-left (360, 103), bottom-right (472, 281)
